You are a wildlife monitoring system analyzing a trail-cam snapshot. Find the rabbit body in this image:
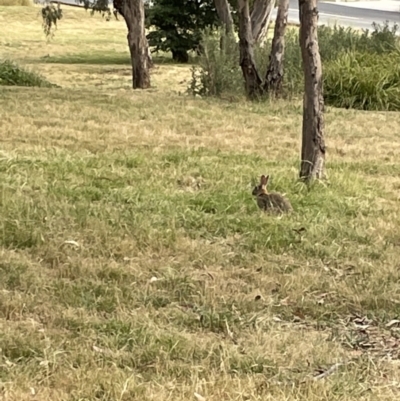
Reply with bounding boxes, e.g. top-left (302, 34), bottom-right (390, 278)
top-left (252, 175), bottom-right (292, 214)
